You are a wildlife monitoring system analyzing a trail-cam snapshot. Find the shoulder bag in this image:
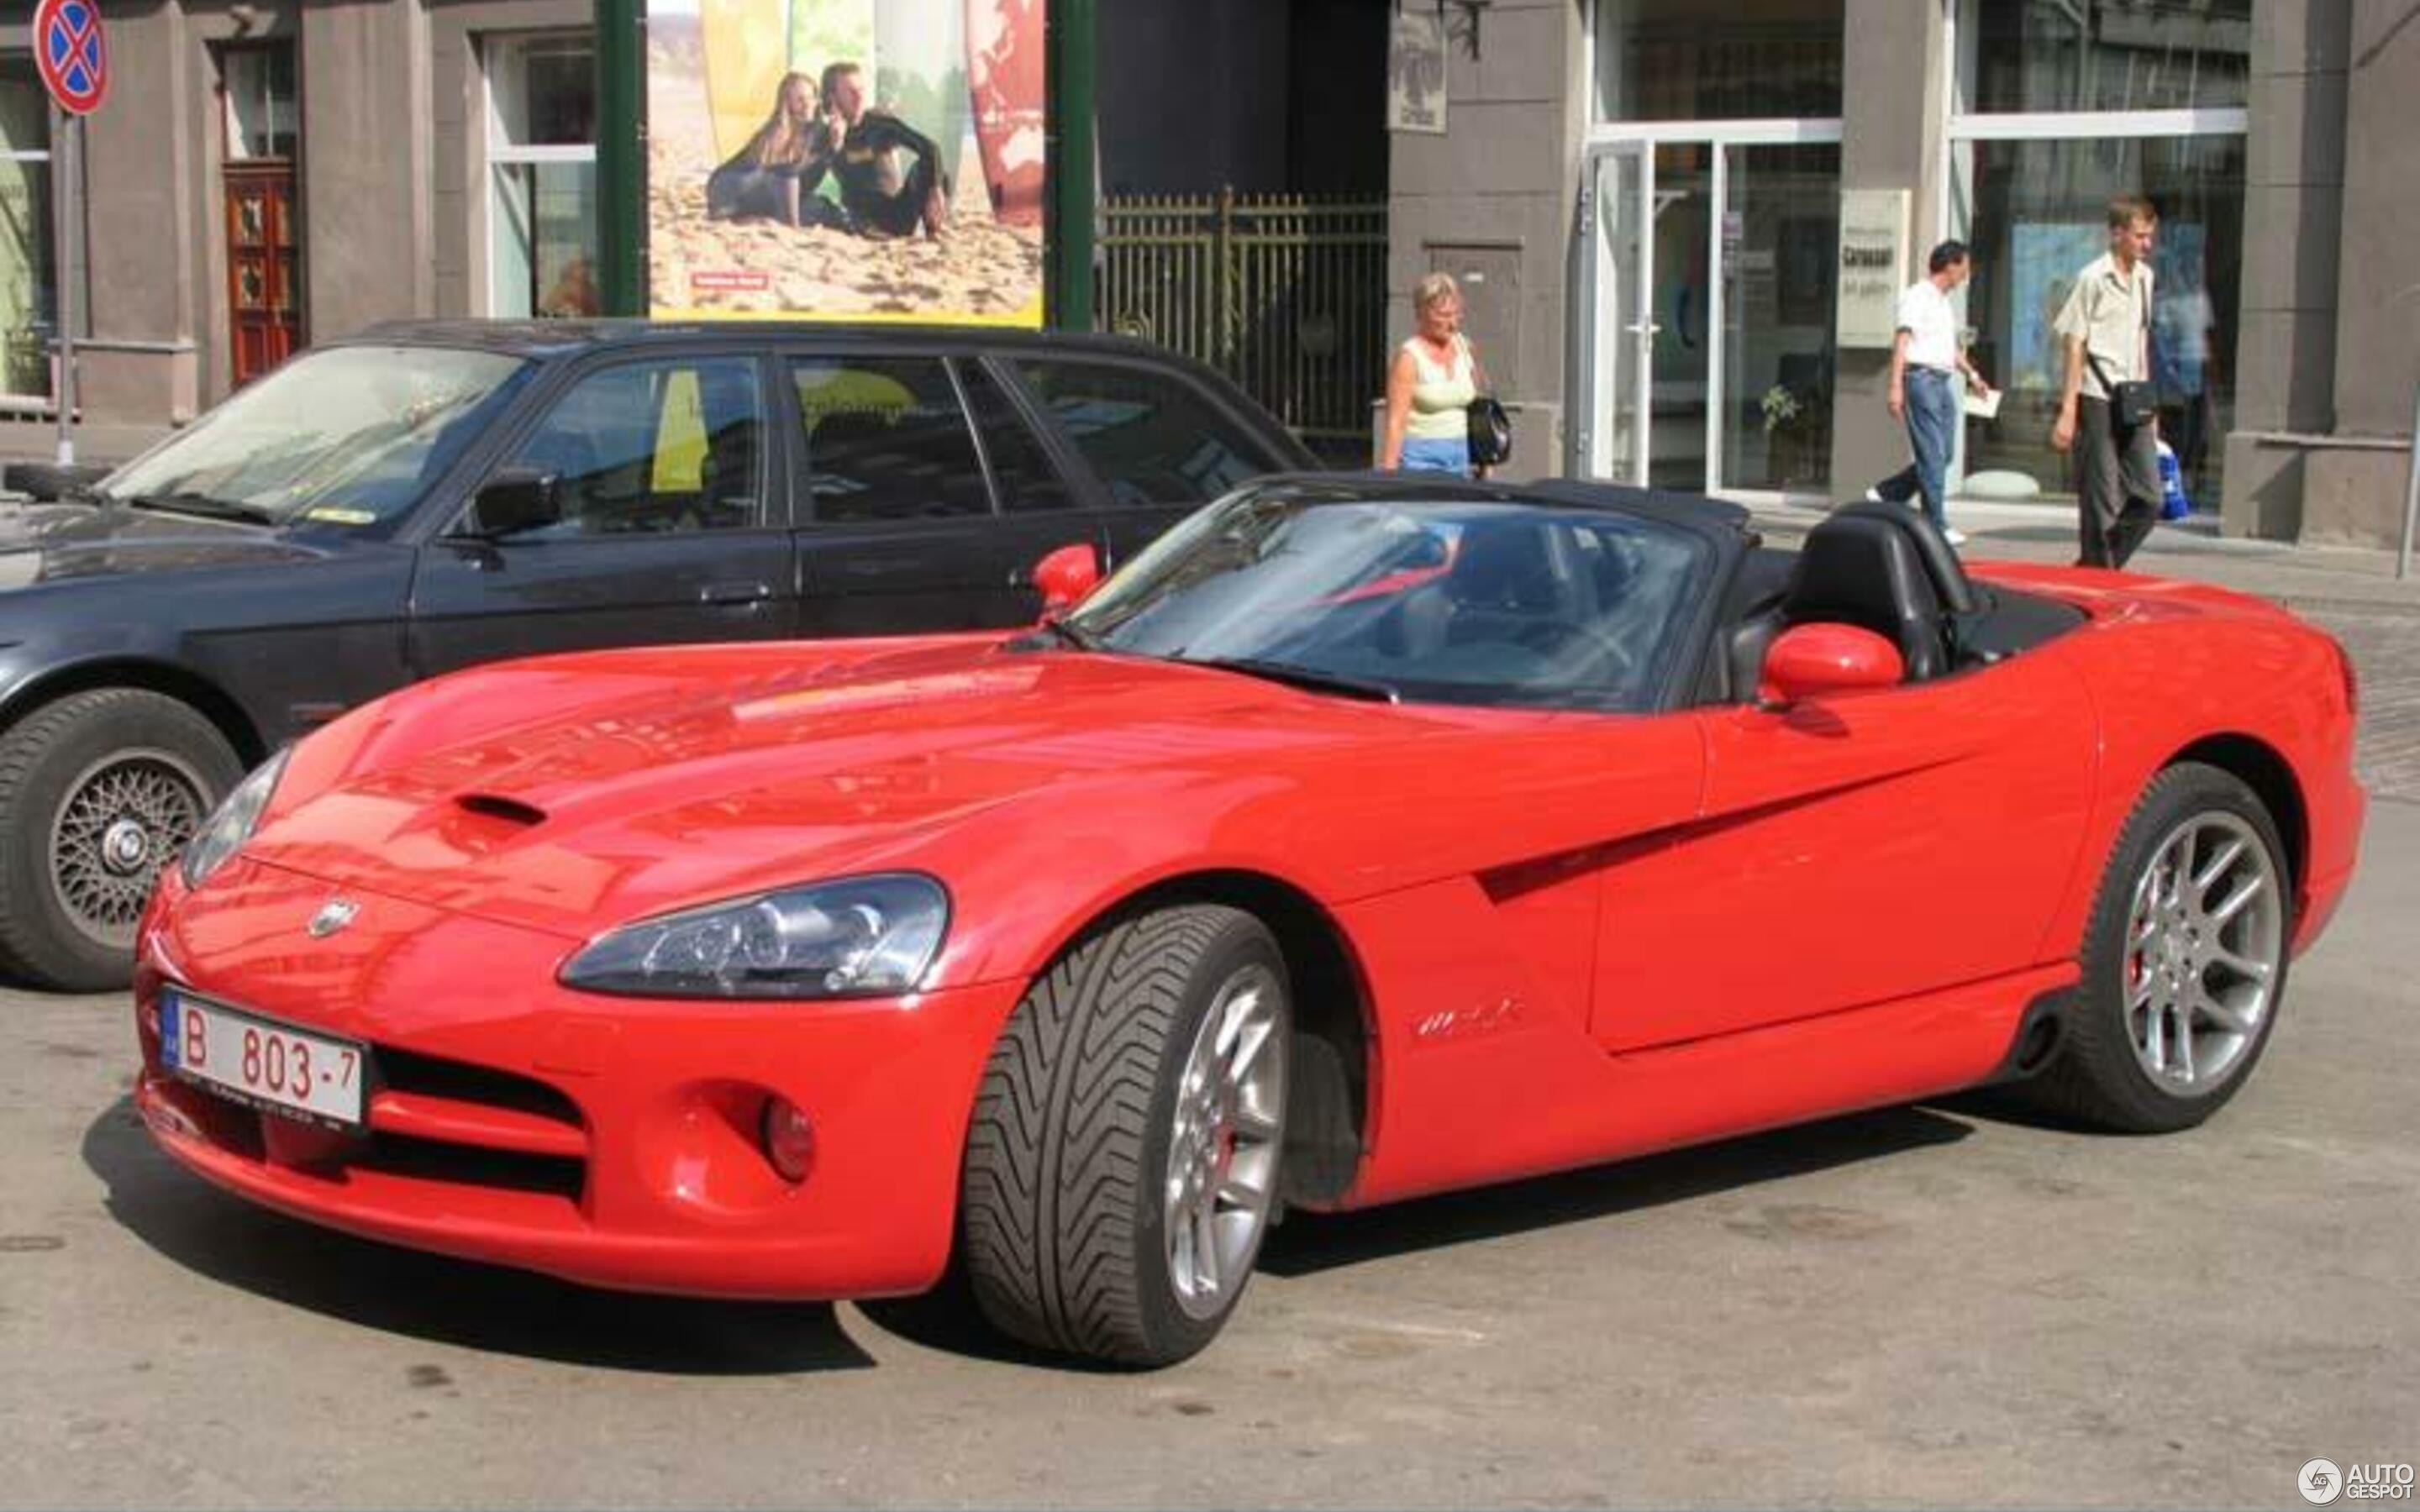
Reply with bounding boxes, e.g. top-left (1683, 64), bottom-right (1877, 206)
top-left (1461, 337), bottom-right (1512, 468)
top-left (2086, 276), bottom-right (2157, 428)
